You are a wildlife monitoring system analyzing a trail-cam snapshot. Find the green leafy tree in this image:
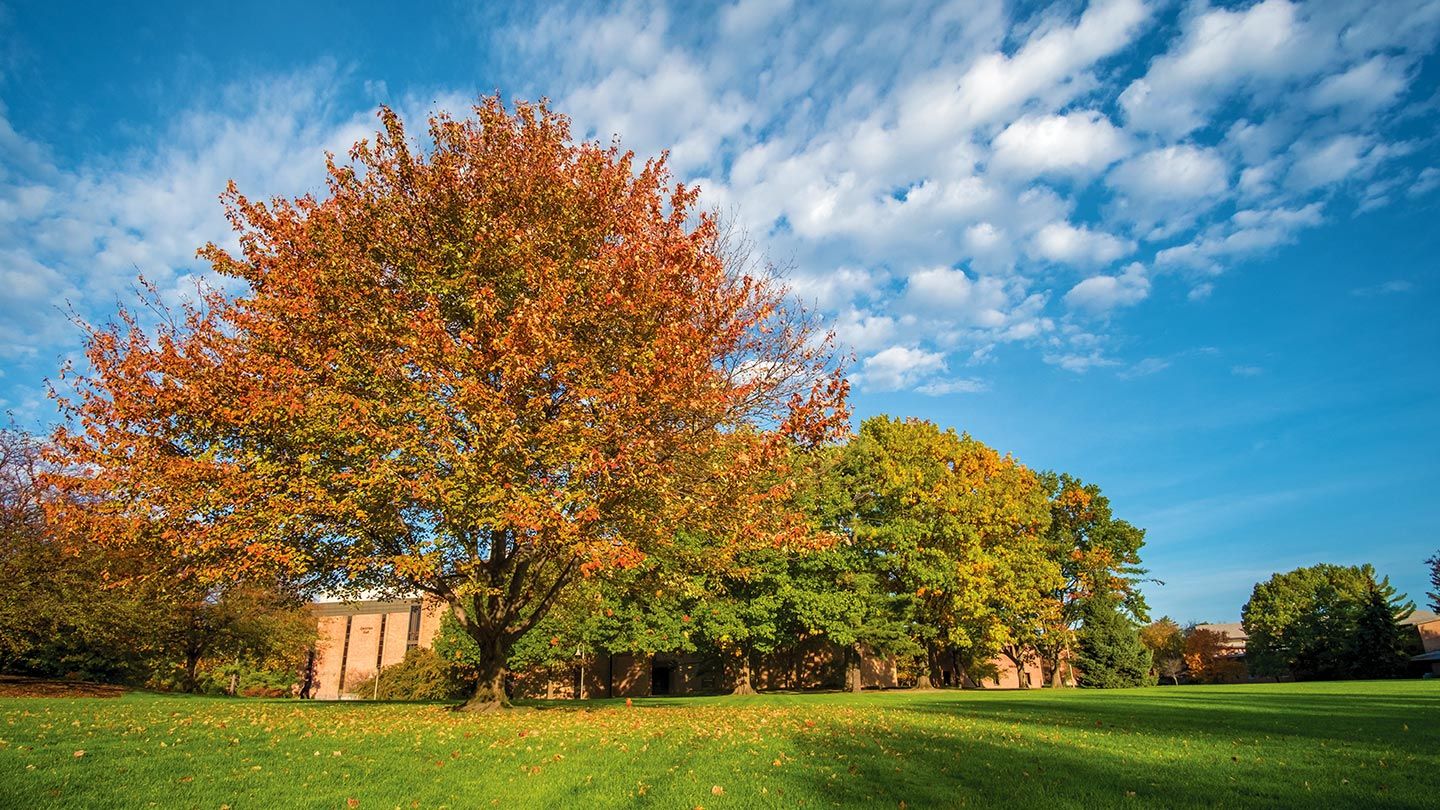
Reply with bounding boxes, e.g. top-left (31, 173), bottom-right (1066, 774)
top-left (784, 544), bottom-right (920, 692)
top-left (837, 416), bottom-right (1055, 687)
top-left (1037, 472), bottom-right (1149, 687)
top-left (1074, 596), bottom-right (1154, 688)
top-left (1243, 563), bottom-right (1412, 680)
top-left (1349, 574), bottom-right (1415, 678)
